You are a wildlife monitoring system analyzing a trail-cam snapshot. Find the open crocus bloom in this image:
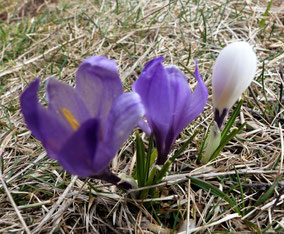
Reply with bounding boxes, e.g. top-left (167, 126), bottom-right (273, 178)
top-left (20, 56), bottom-right (144, 189)
top-left (212, 41), bottom-right (257, 128)
top-left (133, 57), bottom-right (208, 165)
